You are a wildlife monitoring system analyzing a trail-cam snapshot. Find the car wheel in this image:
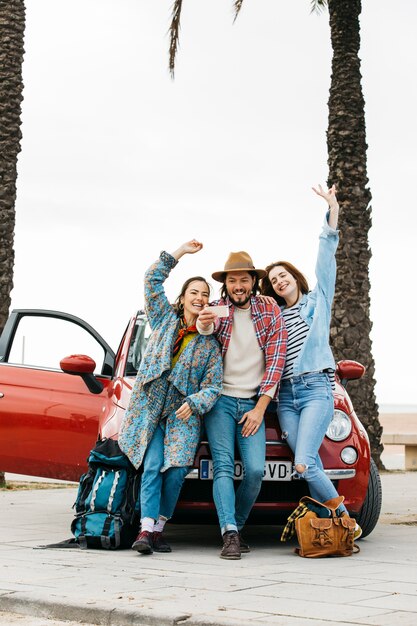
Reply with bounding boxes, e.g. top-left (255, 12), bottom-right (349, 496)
top-left (354, 458), bottom-right (382, 538)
